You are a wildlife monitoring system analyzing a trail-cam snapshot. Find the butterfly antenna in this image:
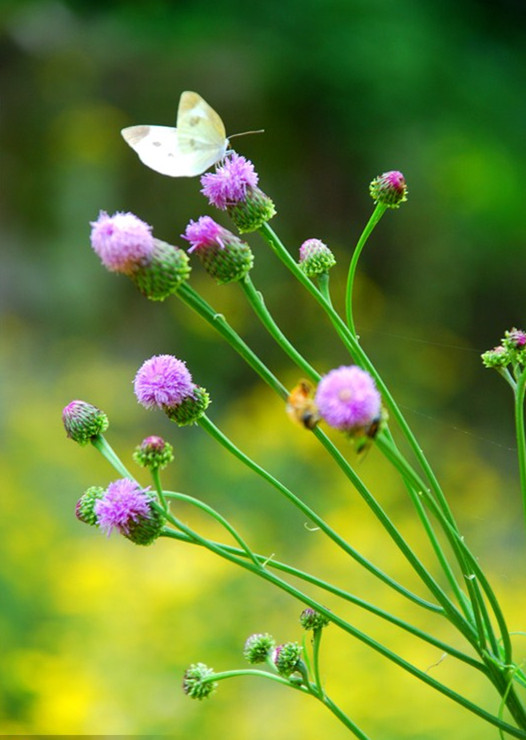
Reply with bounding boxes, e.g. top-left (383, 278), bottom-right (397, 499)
top-left (228, 129), bottom-right (265, 139)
